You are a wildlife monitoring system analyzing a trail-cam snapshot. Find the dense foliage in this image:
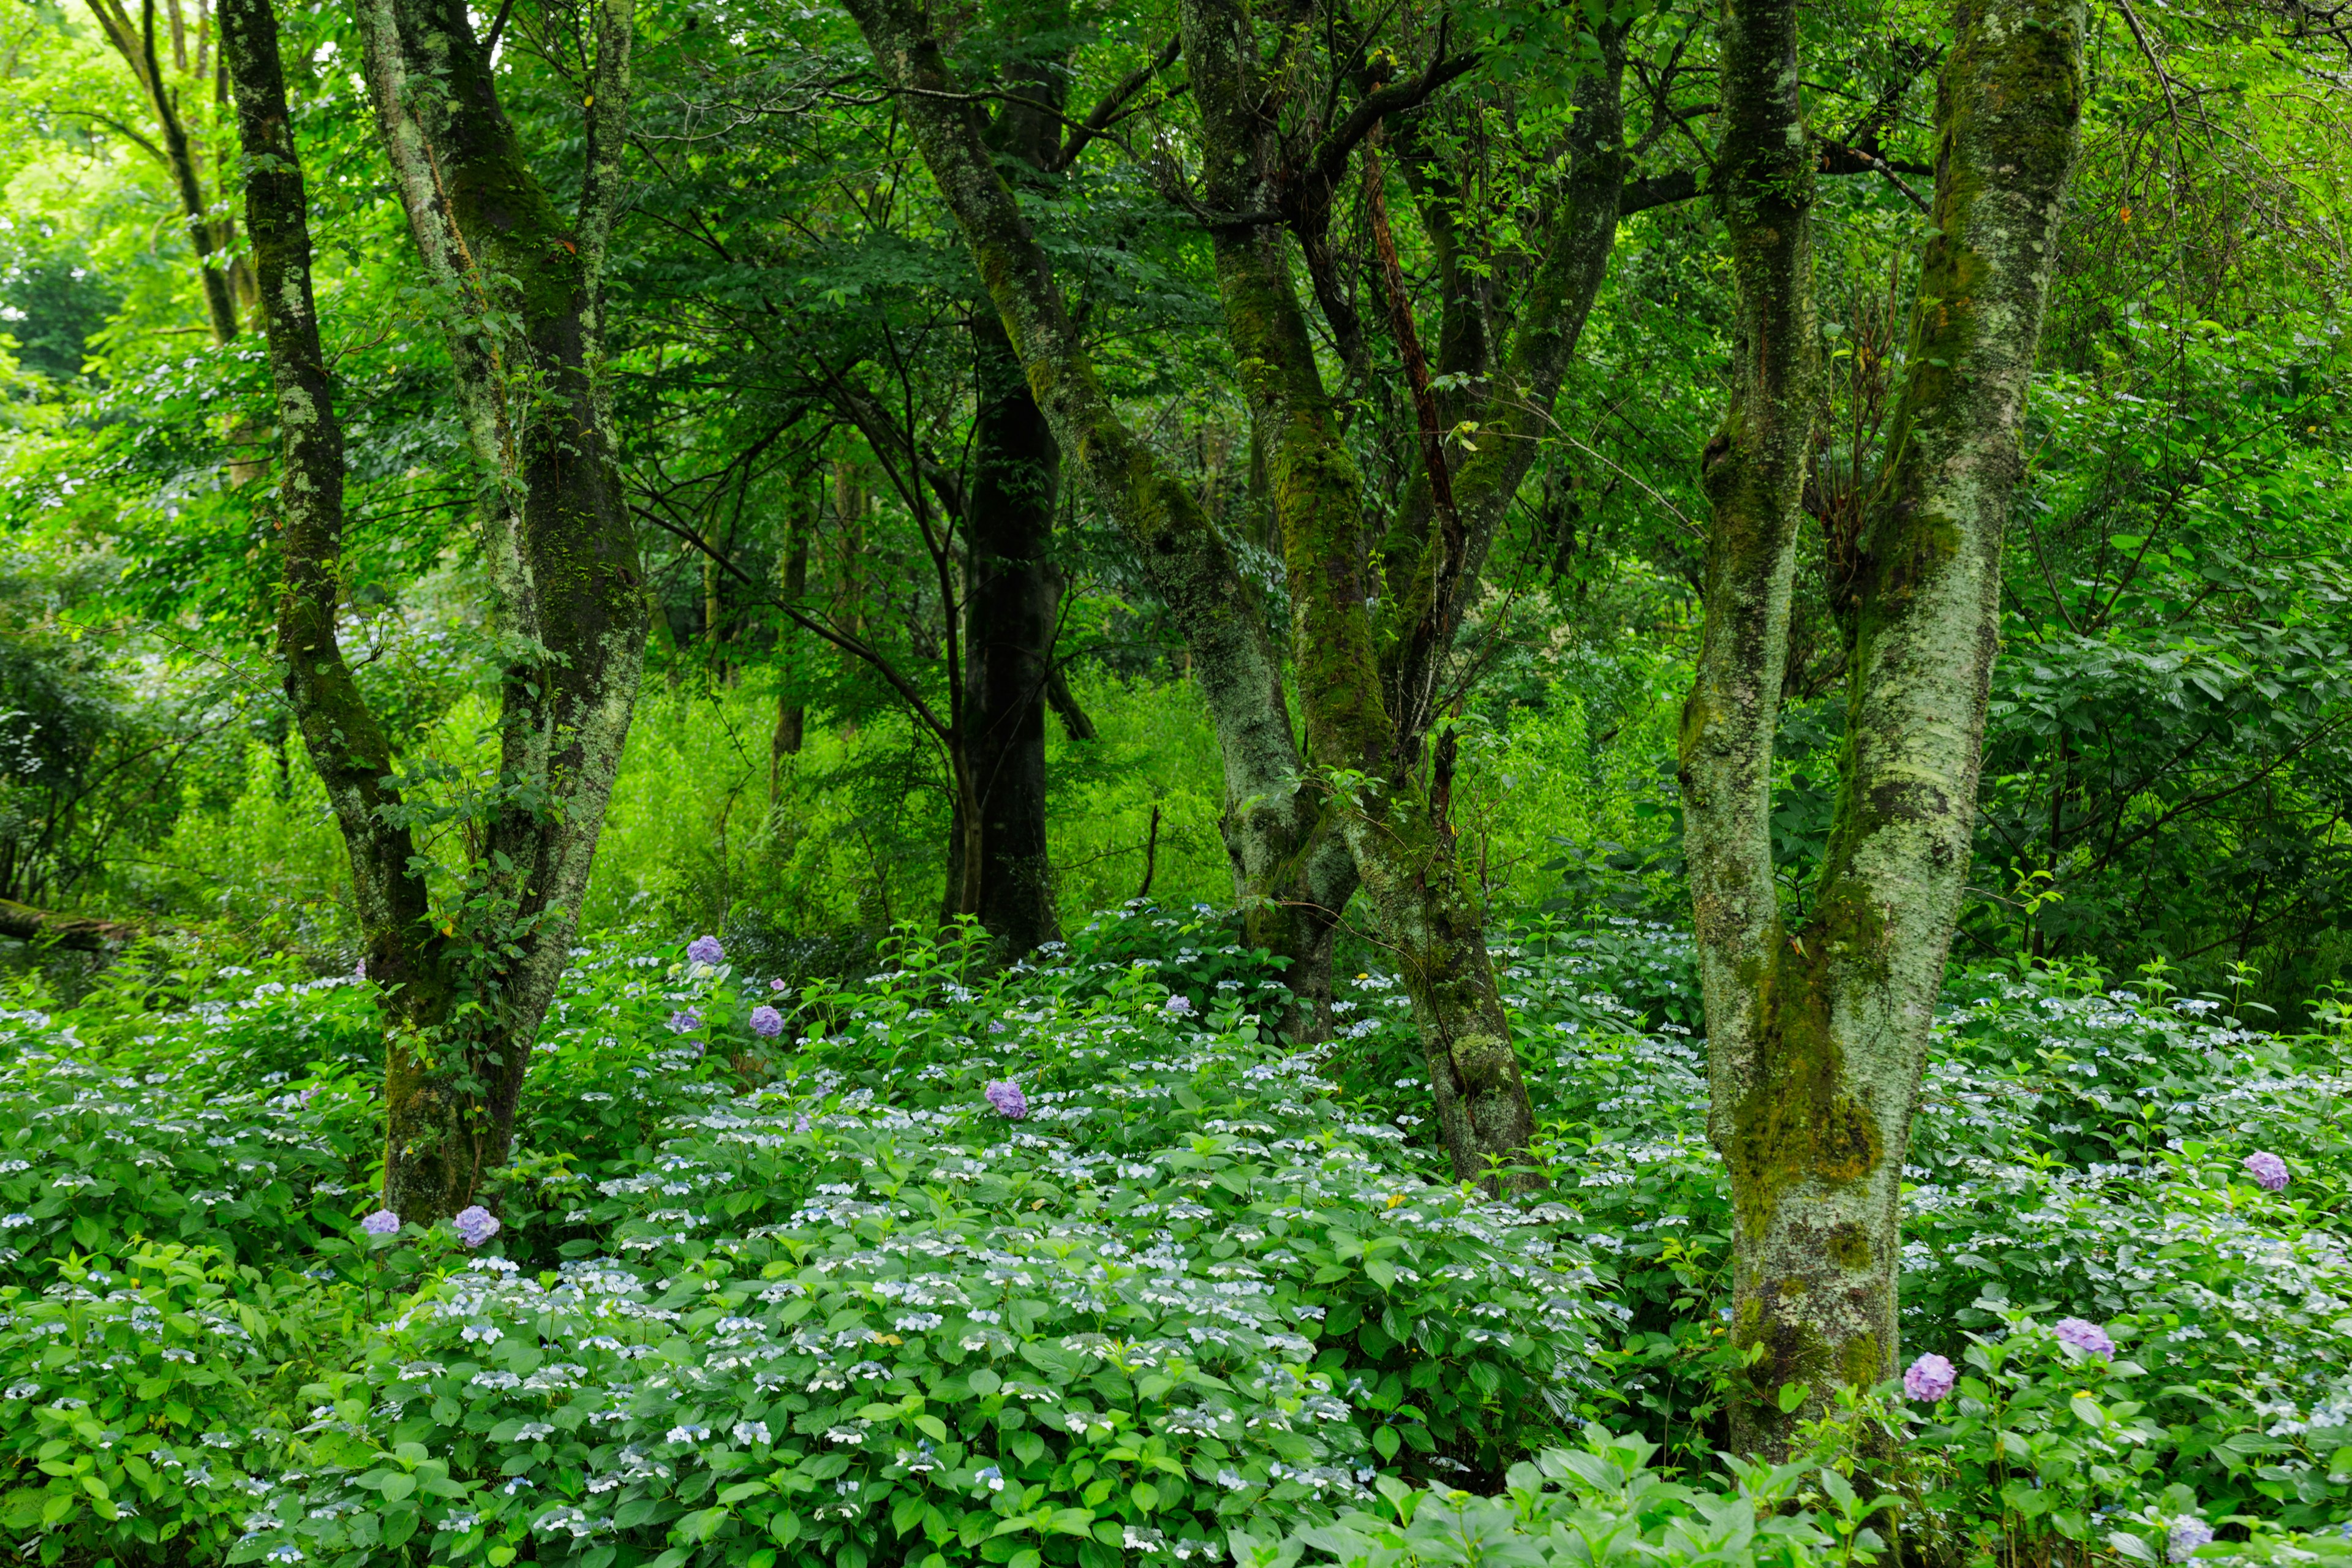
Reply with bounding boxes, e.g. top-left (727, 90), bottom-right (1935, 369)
top-left (0, 919), bottom-right (2347, 1565)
